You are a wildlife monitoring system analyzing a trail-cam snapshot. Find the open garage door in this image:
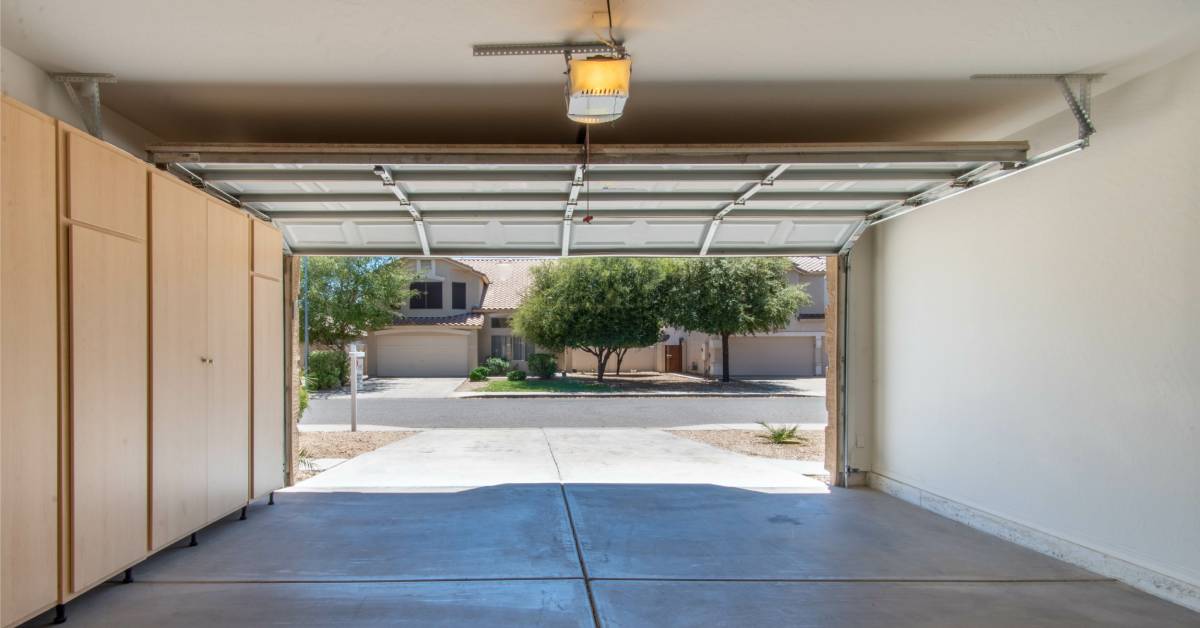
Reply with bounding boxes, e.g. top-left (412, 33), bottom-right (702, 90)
top-left (147, 142), bottom-right (1028, 257)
